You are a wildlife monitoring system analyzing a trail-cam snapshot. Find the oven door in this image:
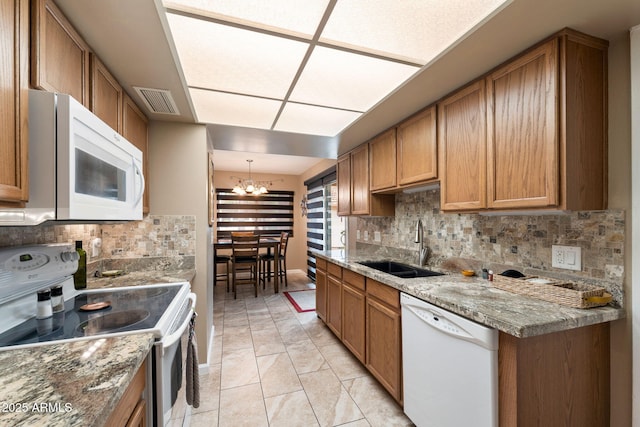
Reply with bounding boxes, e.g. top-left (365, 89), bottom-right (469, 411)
top-left (153, 292), bottom-right (196, 427)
